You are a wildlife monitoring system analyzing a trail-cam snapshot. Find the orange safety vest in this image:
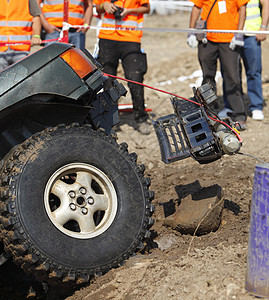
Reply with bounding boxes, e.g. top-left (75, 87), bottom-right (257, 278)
top-left (42, 0), bottom-right (85, 27)
top-left (98, 0), bottom-right (146, 43)
top-left (0, 0), bottom-right (33, 52)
